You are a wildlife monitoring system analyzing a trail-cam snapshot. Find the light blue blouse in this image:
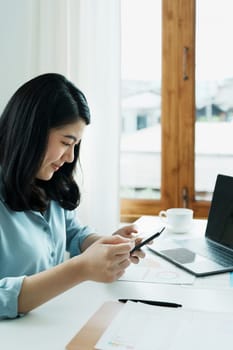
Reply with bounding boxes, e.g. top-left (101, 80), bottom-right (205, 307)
top-left (0, 177), bottom-right (95, 319)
